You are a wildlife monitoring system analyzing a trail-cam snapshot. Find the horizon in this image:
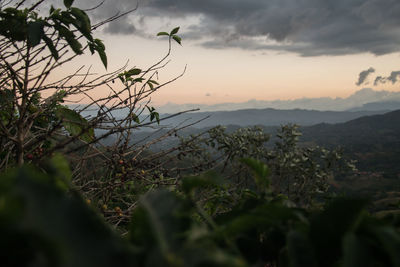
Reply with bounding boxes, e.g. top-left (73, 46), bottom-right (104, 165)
top-left (57, 0), bottom-right (400, 106)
